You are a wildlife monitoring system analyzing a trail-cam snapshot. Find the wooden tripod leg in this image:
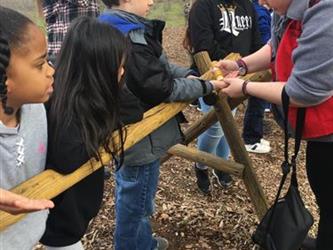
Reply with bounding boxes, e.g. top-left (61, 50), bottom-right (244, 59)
top-left (214, 96), bottom-right (268, 219)
top-left (194, 51), bottom-right (268, 219)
